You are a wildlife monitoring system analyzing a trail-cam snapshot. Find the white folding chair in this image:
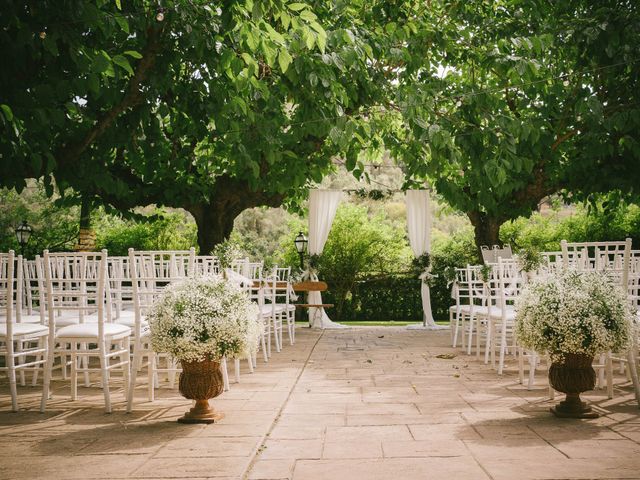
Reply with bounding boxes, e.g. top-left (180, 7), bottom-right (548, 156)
top-left (1, 251), bottom-right (49, 411)
top-left (465, 265), bottom-right (491, 357)
top-left (450, 267), bottom-right (471, 348)
top-left (484, 258), bottom-right (522, 375)
top-left (40, 250), bottom-right (131, 413)
top-left (560, 239), bottom-right (640, 403)
top-left (194, 255), bottom-right (220, 276)
top-left (126, 249), bottom-right (194, 411)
